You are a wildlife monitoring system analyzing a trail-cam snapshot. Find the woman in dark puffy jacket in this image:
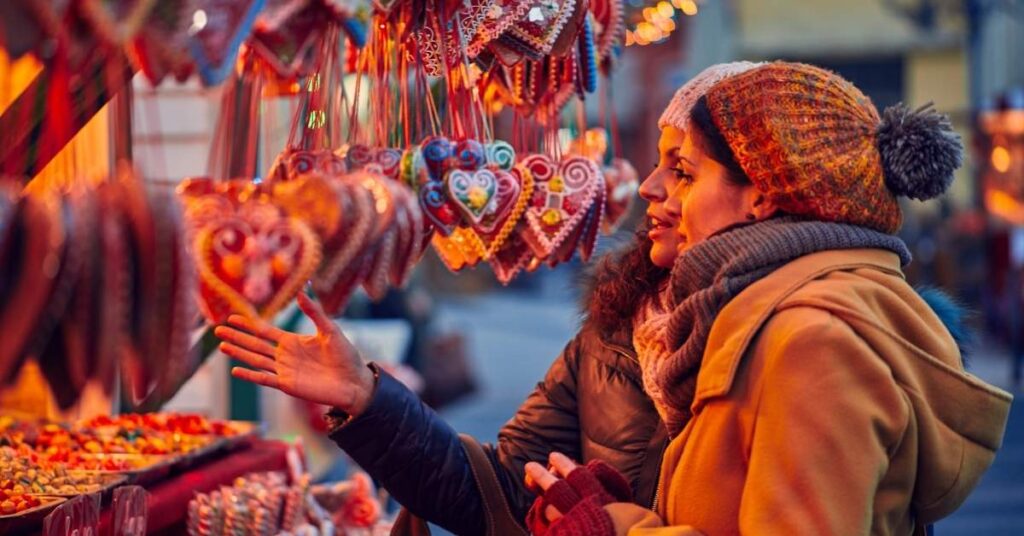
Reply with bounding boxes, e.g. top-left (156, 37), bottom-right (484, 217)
top-left (211, 62), bottom-right (791, 535)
